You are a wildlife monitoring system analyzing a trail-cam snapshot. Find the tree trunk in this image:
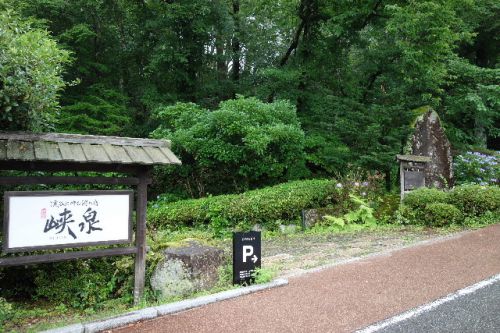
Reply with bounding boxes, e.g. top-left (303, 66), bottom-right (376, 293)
top-left (216, 34), bottom-right (227, 82)
top-left (231, 0), bottom-right (240, 98)
top-left (474, 118), bottom-right (487, 148)
top-left (385, 167), bottom-right (392, 191)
